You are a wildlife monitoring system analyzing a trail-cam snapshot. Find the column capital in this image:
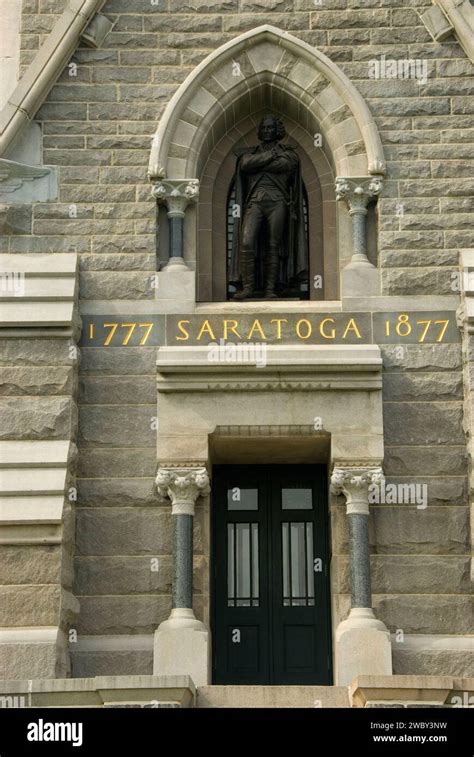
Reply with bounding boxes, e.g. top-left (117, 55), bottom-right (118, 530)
top-left (335, 176), bottom-right (383, 215)
top-left (330, 466), bottom-right (385, 515)
top-left (156, 465), bottom-right (210, 515)
top-left (150, 179), bottom-right (200, 217)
